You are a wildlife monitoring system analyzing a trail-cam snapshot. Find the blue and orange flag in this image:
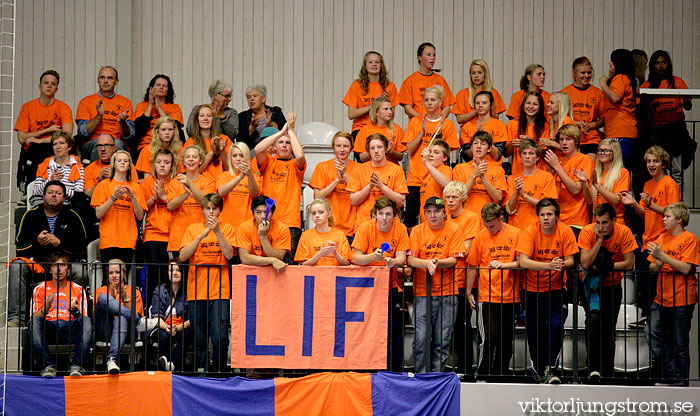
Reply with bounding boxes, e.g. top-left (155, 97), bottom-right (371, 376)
top-left (3, 371), bottom-right (461, 415)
